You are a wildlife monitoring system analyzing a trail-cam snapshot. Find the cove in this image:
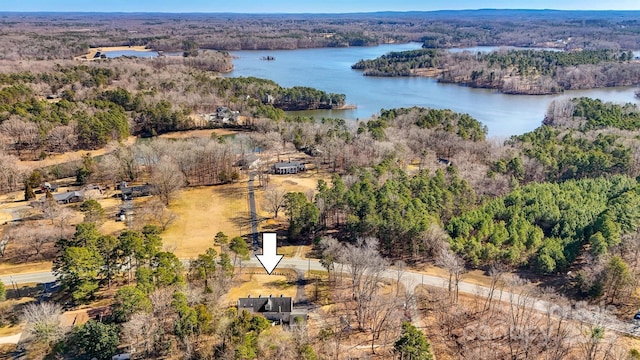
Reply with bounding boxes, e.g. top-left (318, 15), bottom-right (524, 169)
top-left (225, 43), bottom-right (639, 137)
